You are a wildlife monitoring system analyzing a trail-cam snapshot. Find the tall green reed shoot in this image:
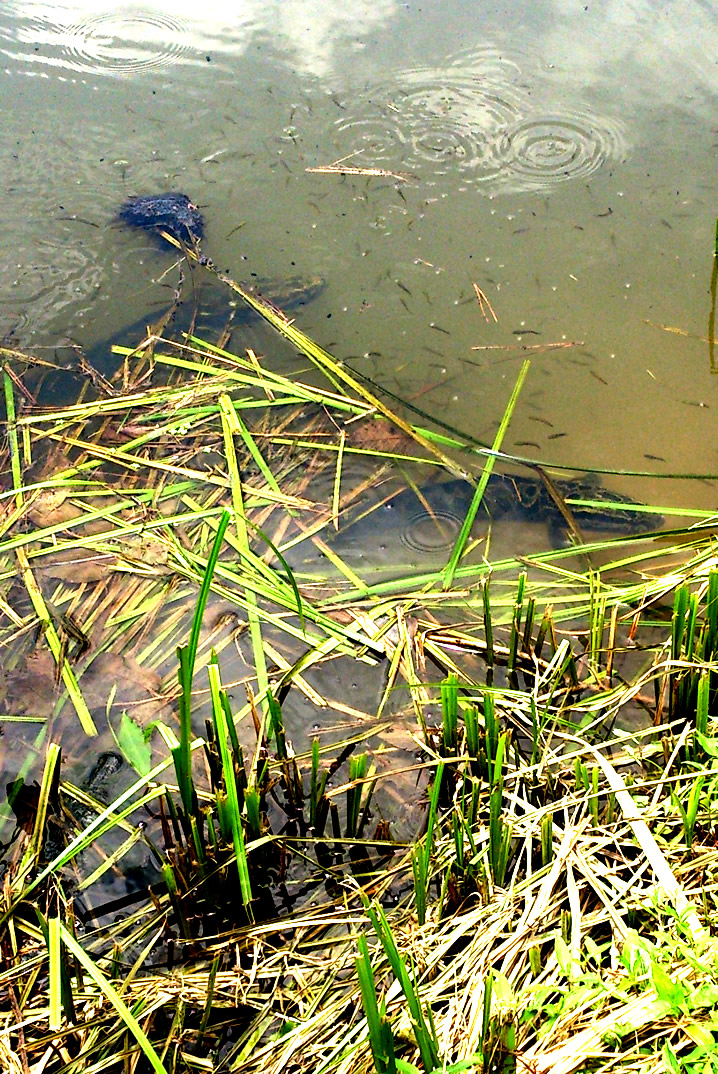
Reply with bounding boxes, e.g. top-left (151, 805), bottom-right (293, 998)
top-left (508, 572), bottom-right (527, 679)
top-left (356, 933), bottom-right (397, 1074)
top-left (488, 729), bottom-right (512, 887)
top-left (309, 737), bottom-right (330, 834)
top-left (346, 754), bottom-right (369, 838)
top-left (668, 569), bottom-right (718, 726)
top-left (440, 674), bottom-right (459, 756)
top-left (208, 655), bottom-right (252, 906)
top-left (672, 777), bottom-right (705, 849)
top-left (174, 509), bottom-right (231, 818)
top-left (362, 896), bottom-right (440, 1073)
top-left (413, 763), bottom-right (444, 925)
